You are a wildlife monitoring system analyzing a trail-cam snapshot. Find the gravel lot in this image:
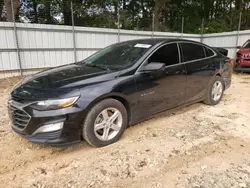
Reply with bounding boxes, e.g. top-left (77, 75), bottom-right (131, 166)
top-left (1, 74), bottom-right (250, 188)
